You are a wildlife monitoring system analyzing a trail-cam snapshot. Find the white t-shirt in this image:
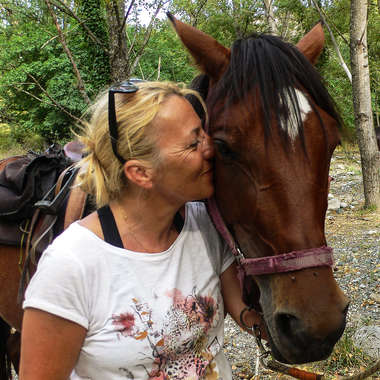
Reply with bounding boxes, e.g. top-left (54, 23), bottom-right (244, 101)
top-left (24, 202), bottom-right (235, 380)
